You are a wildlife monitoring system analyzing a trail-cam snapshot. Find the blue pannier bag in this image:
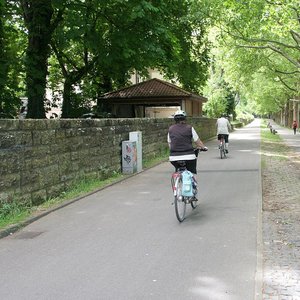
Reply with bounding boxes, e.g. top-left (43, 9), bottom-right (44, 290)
top-left (181, 170), bottom-right (193, 197)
